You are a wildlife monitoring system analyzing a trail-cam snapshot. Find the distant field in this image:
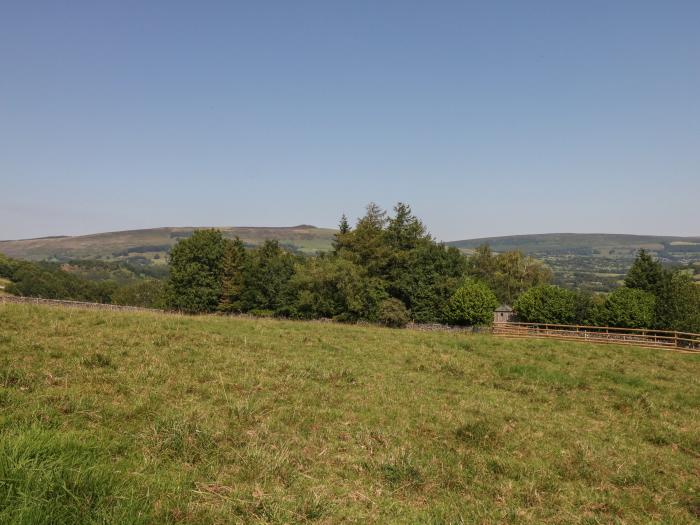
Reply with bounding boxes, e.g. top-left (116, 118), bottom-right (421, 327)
top-left (1, 304), bottom-right (699, 523)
